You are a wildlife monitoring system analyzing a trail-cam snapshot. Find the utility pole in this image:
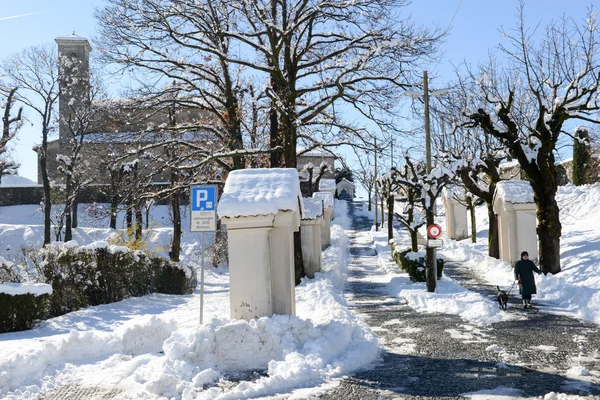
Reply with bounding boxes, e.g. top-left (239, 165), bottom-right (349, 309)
top-left (423, 70), bottom-right (436, 293)
top-left (374, 137), bottom-right (378, 231)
